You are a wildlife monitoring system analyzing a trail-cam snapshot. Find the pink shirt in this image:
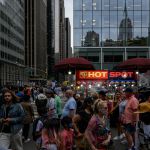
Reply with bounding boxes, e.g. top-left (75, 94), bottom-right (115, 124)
top-left (60, 129), bottom-right (74, 150)
top-left (124, 95), bottom-right (139, 124)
